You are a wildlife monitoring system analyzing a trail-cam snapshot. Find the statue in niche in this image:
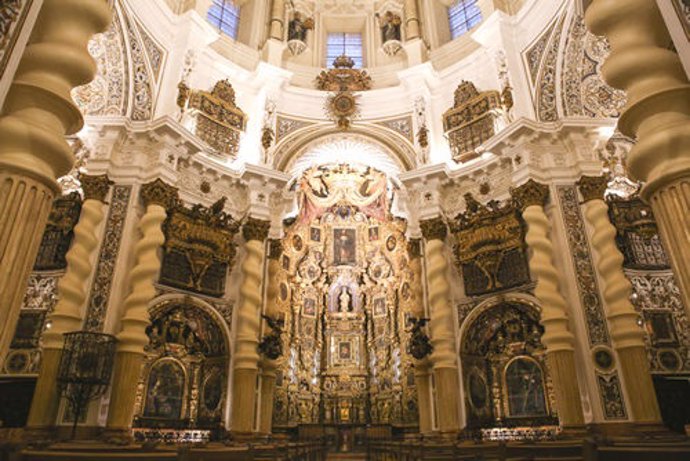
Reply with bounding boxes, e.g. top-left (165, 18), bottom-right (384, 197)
top-left (338, 287), bottom-right (353, 313)
top-left (288, 12), bottom-right (314, 42)
top-left (376, 11), bottom-right (402, 43)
